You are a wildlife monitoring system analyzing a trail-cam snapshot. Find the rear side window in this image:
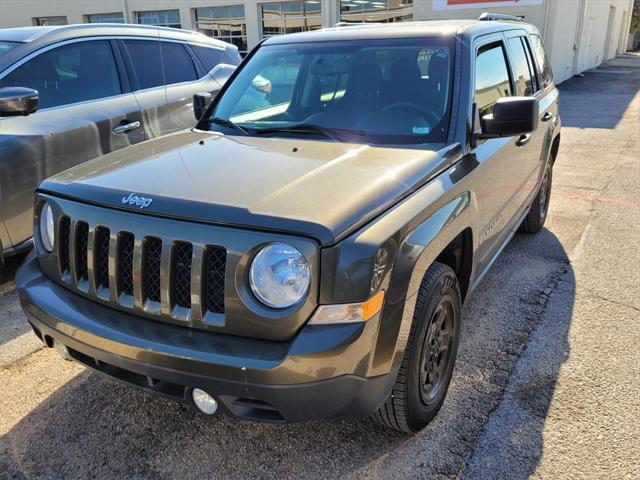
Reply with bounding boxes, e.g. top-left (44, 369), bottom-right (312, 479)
top-left (160, 42), bottom-right (198, 84)
top-left (191, 45), bottom-right (224, 72)
top-left (507, 37), bottom-right (534, 96)
top-left (475, 43), bottom-right (512, 118)
top-left (123, 40), bottom-right (164, 89)
top-left (529, 34), bottom-right (553, 88)
top-left (0, 40), bottom-right (121, 109)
